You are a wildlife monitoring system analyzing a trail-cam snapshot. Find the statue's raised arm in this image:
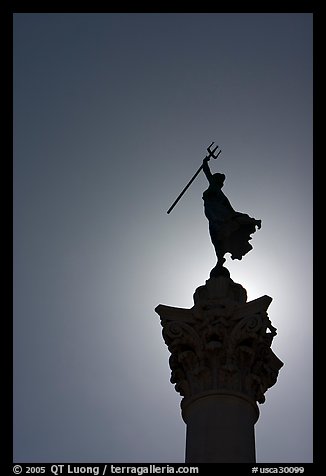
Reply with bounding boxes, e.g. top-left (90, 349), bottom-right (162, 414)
top-left (202, 156), bottom-right (214, 184)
